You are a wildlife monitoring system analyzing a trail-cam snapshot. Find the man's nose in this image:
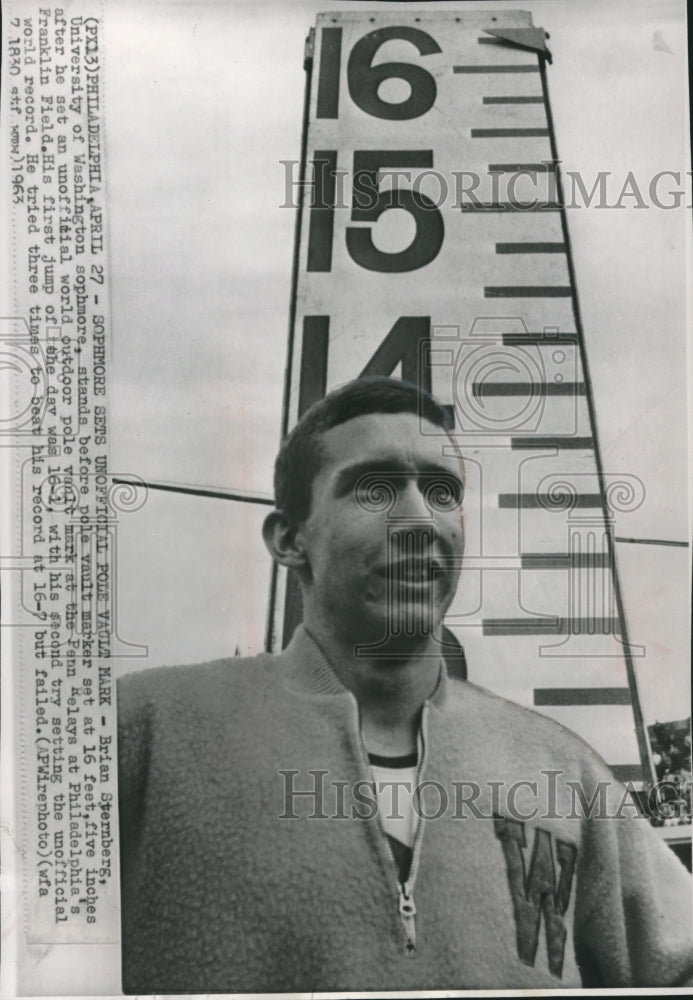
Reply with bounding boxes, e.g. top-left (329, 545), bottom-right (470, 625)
top-left (390, 480), bottom-right (434, 522)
